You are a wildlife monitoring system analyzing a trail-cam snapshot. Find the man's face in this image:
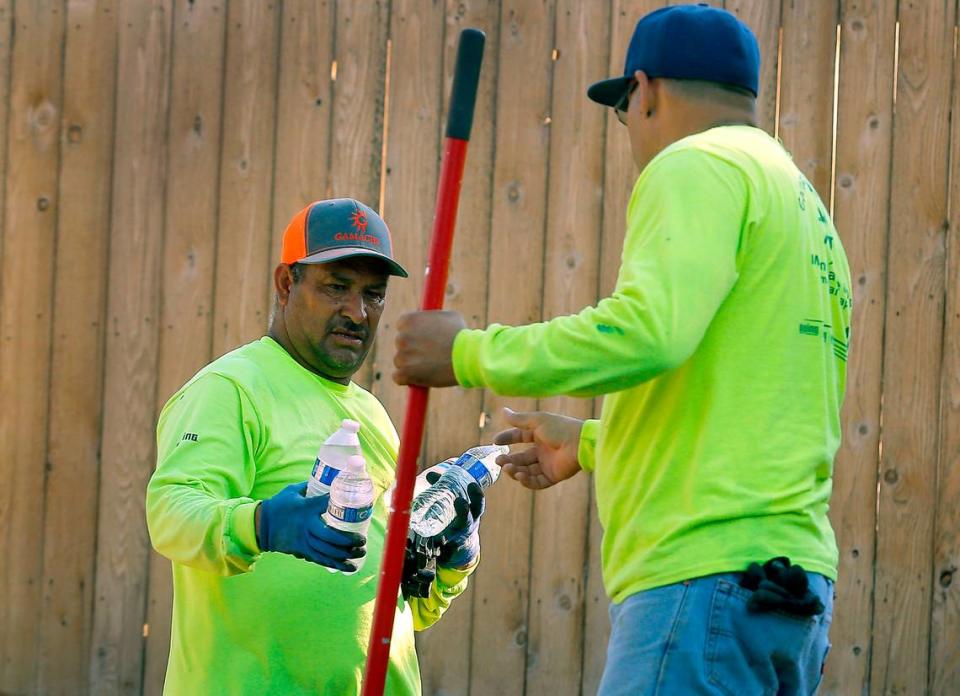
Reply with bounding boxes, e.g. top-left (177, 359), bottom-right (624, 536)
top-left (280, 257), bottom-right (389, 383)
